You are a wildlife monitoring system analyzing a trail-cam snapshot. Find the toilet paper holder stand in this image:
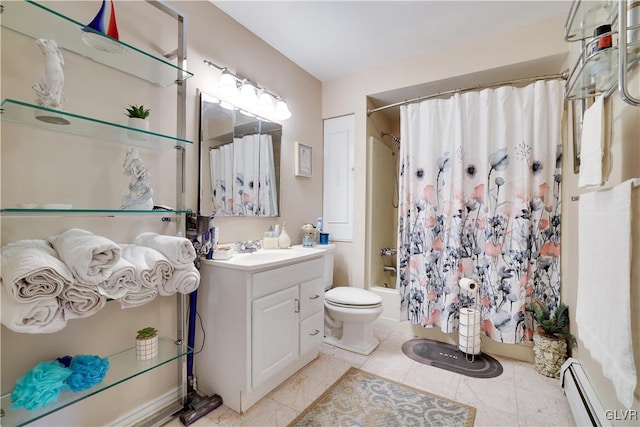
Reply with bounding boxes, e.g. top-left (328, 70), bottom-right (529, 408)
top-left (459, 278), bottom-right (481, 363)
